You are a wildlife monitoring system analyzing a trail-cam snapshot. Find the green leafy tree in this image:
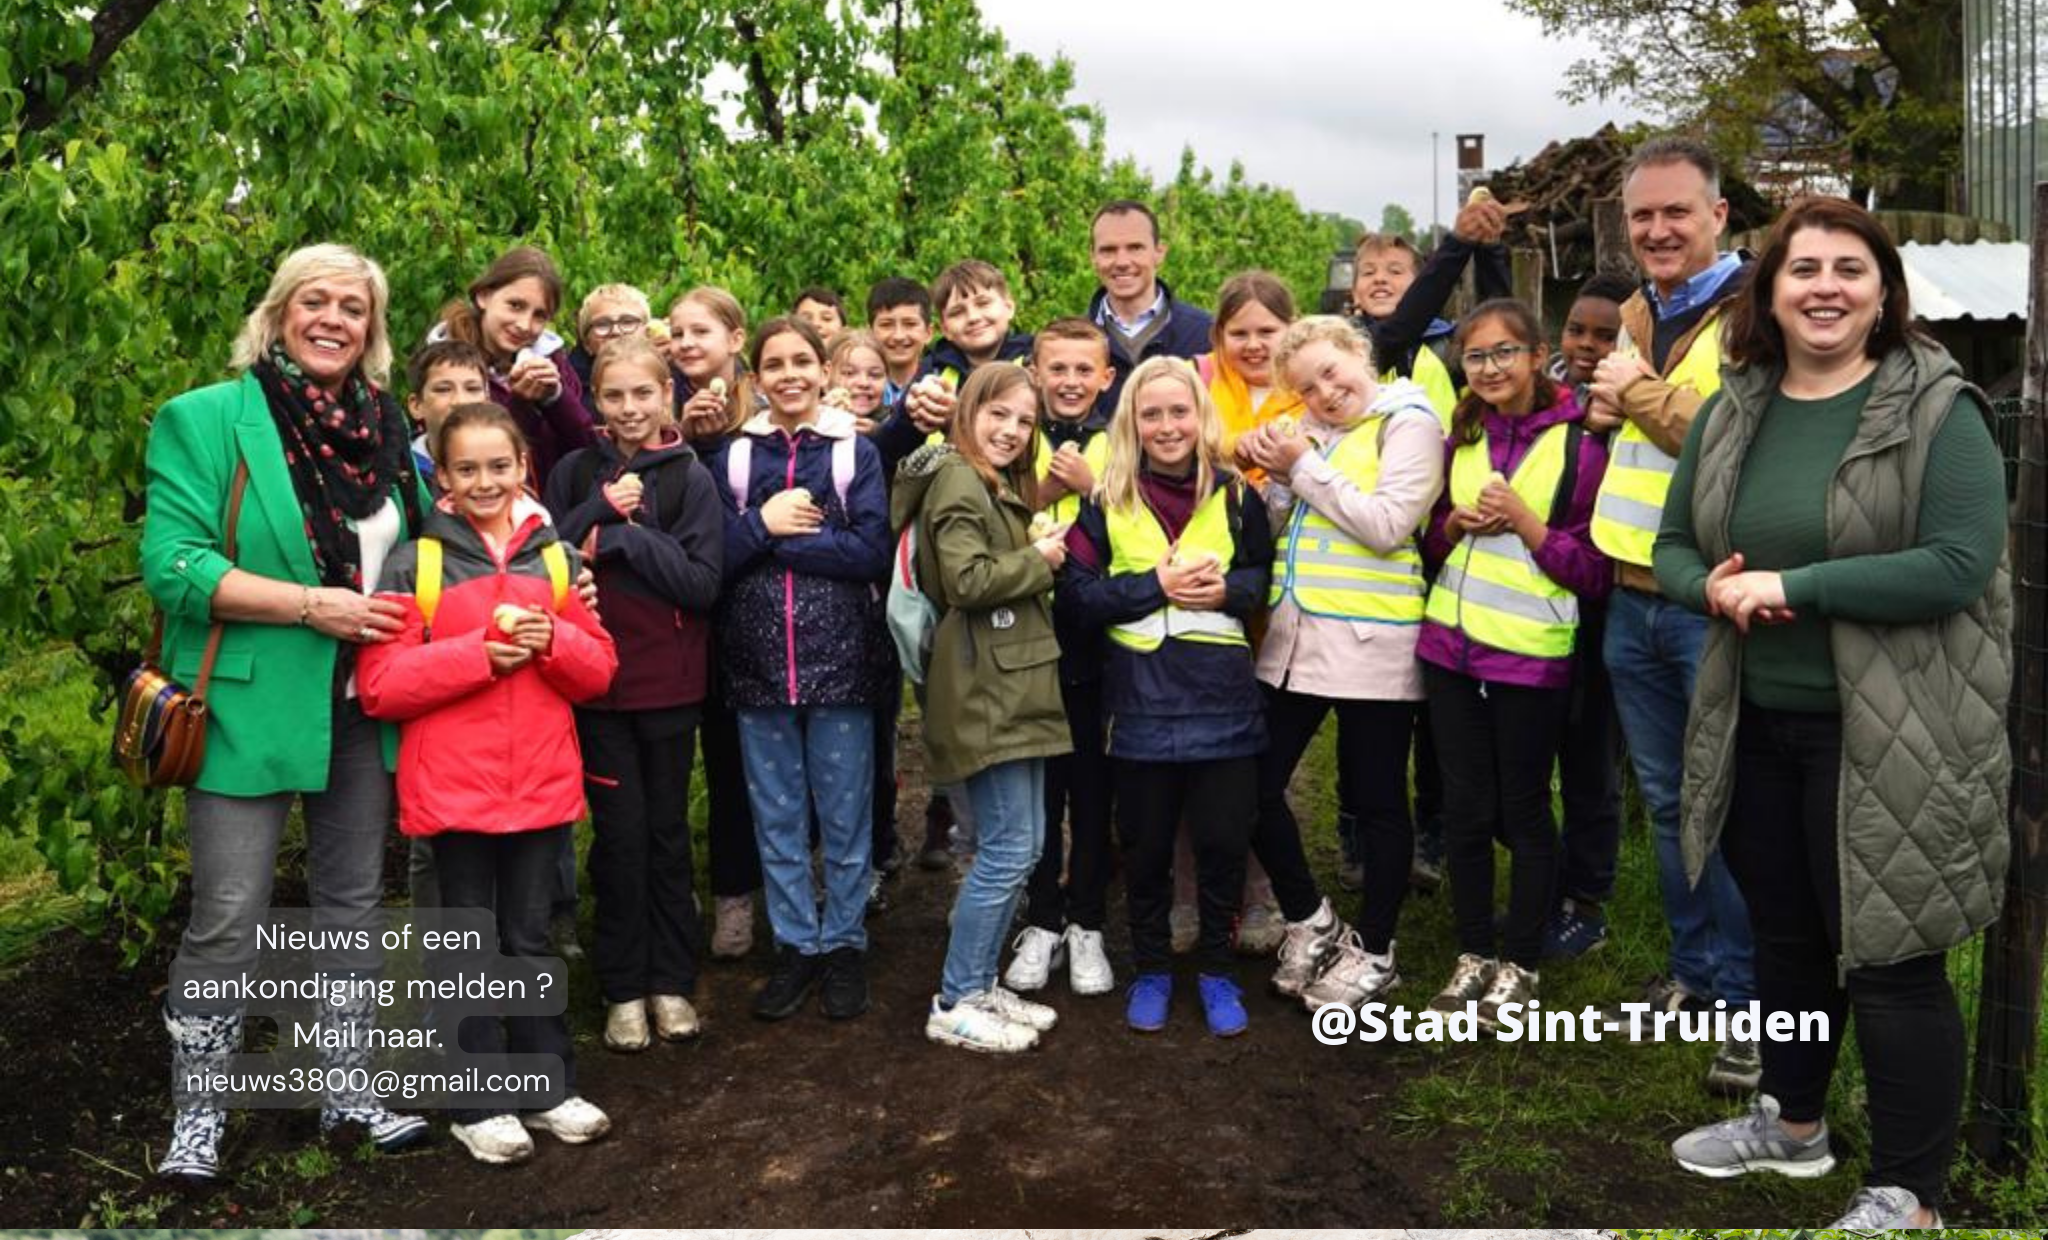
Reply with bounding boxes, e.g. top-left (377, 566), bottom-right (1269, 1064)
top-left (1, 0), bottom-right (1346, 962)
top-left (1377, 202), bottom-right (1419, 244)
top-left (1504, 0), bottom-right (1964, 210)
